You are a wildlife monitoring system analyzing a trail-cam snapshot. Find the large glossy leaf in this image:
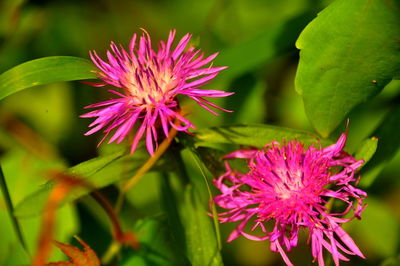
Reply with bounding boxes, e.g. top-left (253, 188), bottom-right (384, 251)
top-left (14, 149), bottom-right (152, 217)
top-left (47, 237), bottom-right (100, 266)
top-left (193, 124), bottom-right (331, 148)
top-left (295, 0), bottom-right (400, 137)
top-left (0, 56), bottom-right (96, 101)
